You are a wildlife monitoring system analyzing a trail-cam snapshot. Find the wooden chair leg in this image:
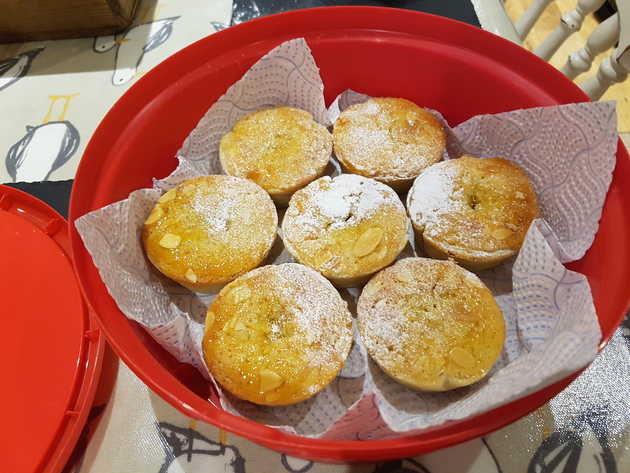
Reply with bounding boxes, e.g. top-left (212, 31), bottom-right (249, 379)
top-left (535, 0), bottom-right (607, 60)
top-left (470, 0), bottom-right (521, 43)
top-left (581, 52), bottom-right (629, 100)
top-left (515, 0), bottom-right (556, 40)
top-left (561, 13), bottom-right (619, 80)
